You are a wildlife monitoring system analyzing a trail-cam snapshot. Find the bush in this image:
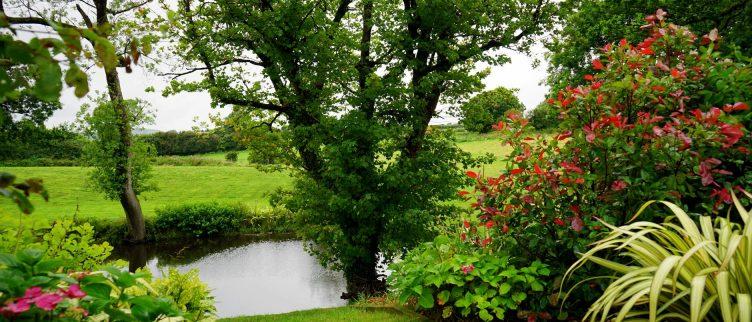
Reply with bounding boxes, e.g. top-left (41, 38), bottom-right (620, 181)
top-left (225, 151), bottom-right (238, 162)
top-left (0, 249), bottom-right (183, 321)
top-left (0, 220), bottom-right (113, 271)
top-left (389, 235), bottom-right (551, 321)
top-left (153, 268), bottom-right (216, 321)
top-left (459, 87), bottom-right (524, 133)
top-left (154, 202), bottom-right (246, 238)
top-left (455, 10), bottom-right (751, 318)
top-left (565, 193), bottom-right (752, 321)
